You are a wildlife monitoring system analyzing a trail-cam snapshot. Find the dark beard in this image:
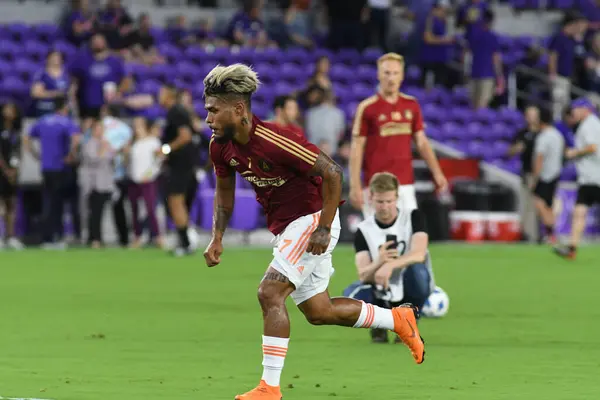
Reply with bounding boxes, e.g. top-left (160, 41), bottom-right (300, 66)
top-left (214, 124), bottom-right (236, 144)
